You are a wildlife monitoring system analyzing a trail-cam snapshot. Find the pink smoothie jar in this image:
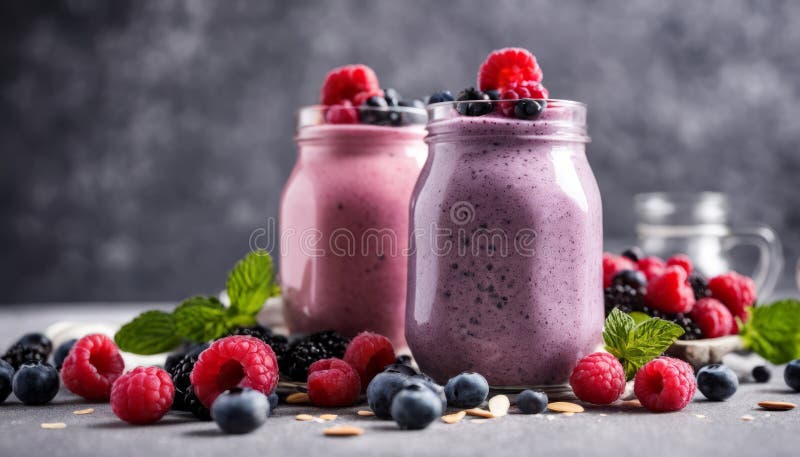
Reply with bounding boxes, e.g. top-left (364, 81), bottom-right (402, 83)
top-left (406, 99), bottom-right (602, 389)
top-left (280, 105), bottom-right (427, 348)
